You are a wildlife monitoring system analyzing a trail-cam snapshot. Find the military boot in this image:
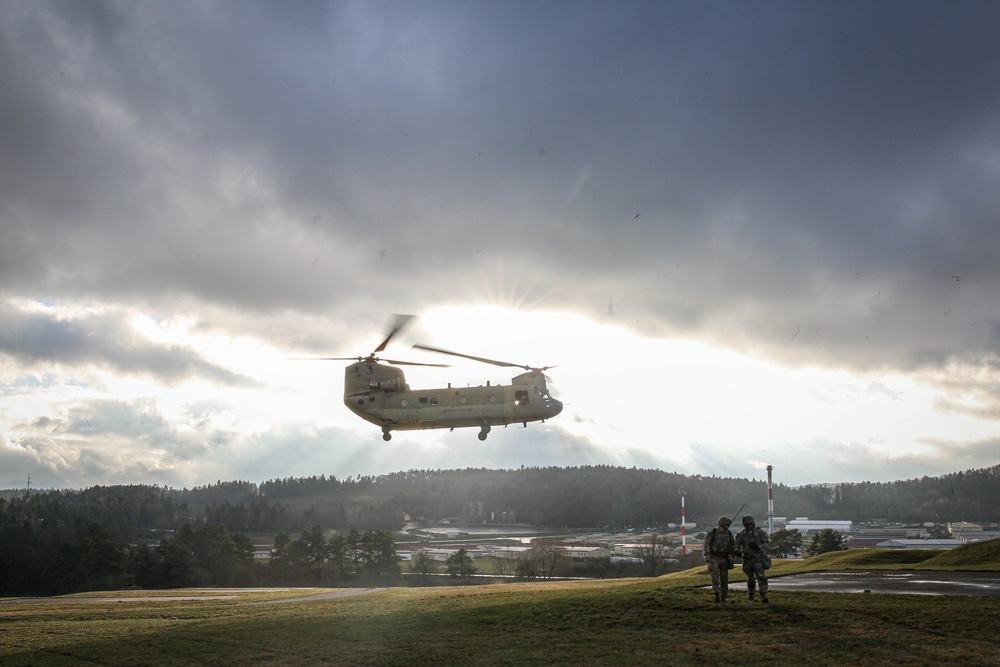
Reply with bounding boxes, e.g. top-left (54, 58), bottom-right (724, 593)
top-left (714, 592), bottom-right (721, 603)
top-left (748, 590), bottom-right (755, 601)
top-left (761, 594), bottom-right (769, 603)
